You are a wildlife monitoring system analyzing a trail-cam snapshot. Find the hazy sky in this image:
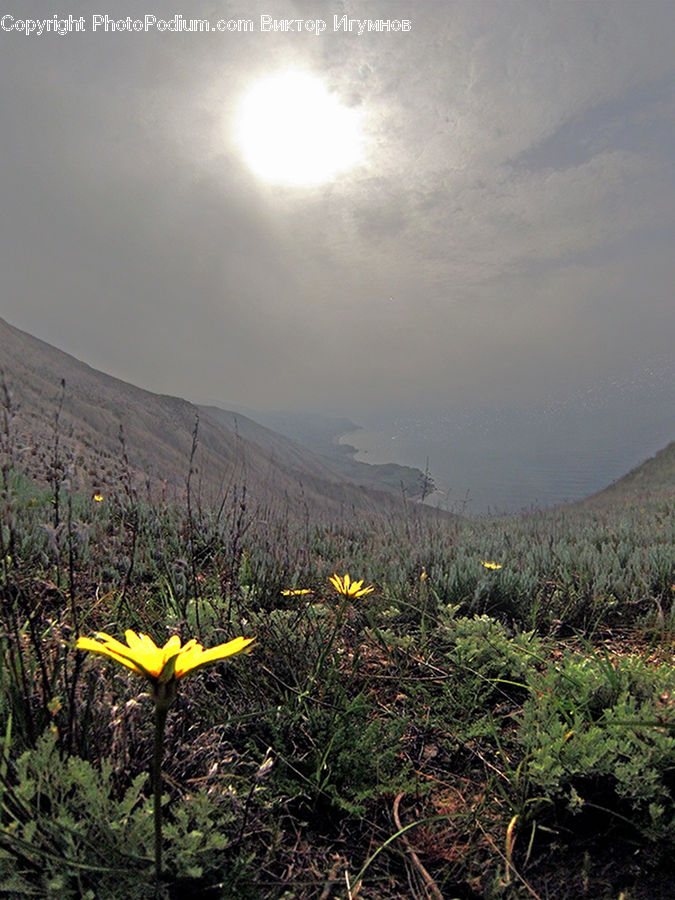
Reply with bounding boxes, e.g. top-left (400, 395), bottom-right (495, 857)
top-left (2, 0), bottom-right (674, 416)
